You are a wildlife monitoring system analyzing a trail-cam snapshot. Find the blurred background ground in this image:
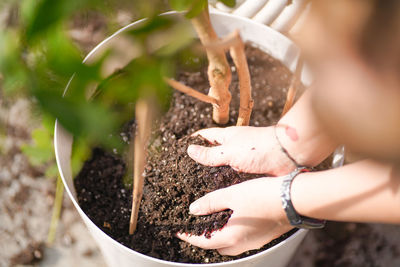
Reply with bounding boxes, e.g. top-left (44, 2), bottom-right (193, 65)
top-left (1, 6), bottom-right (400, 267)
top-left (0, 10), bottom-right (113, 266)
top-left (0, 98), bottom-right (106, 267)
